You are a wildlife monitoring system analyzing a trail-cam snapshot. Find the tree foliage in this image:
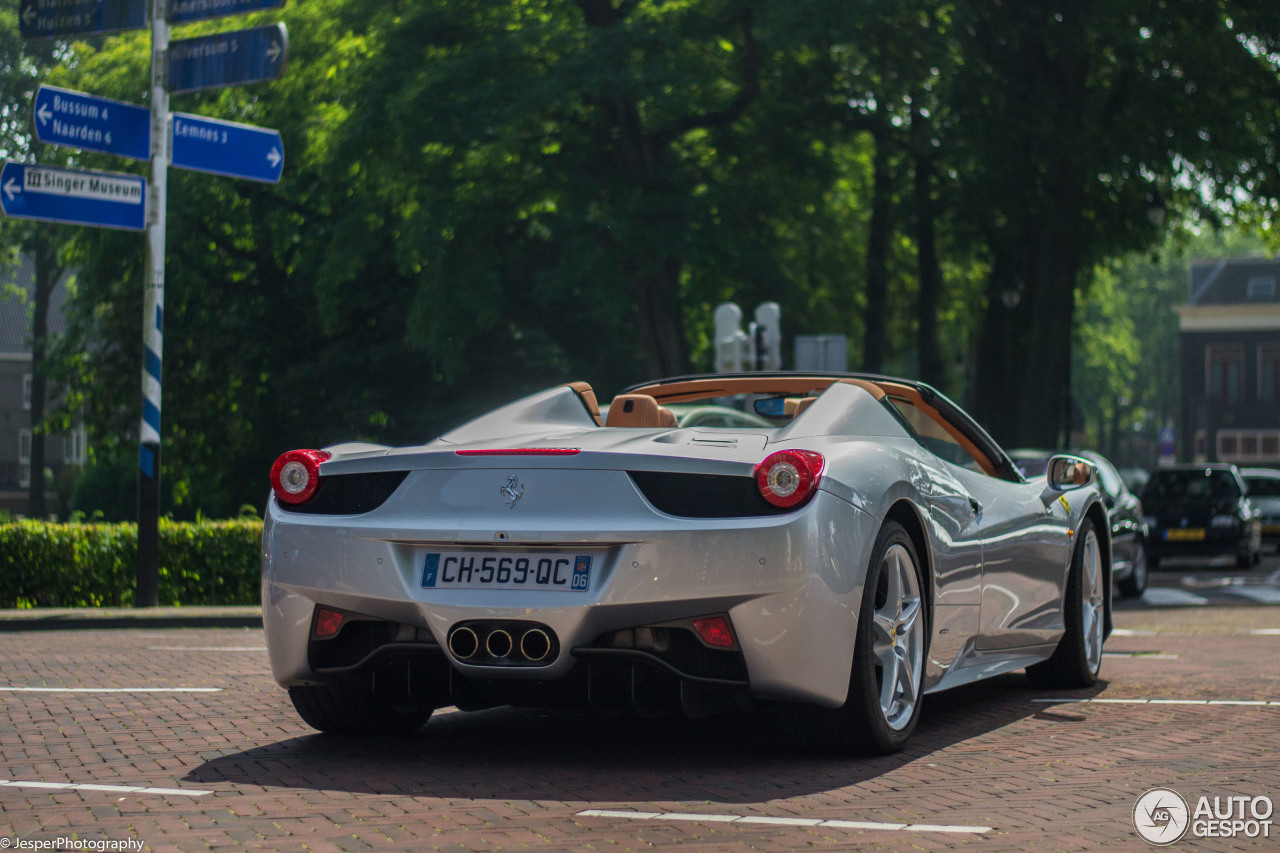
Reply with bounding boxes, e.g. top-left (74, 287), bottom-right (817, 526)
top-left (1, 0), bottom-right (1275, 517)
